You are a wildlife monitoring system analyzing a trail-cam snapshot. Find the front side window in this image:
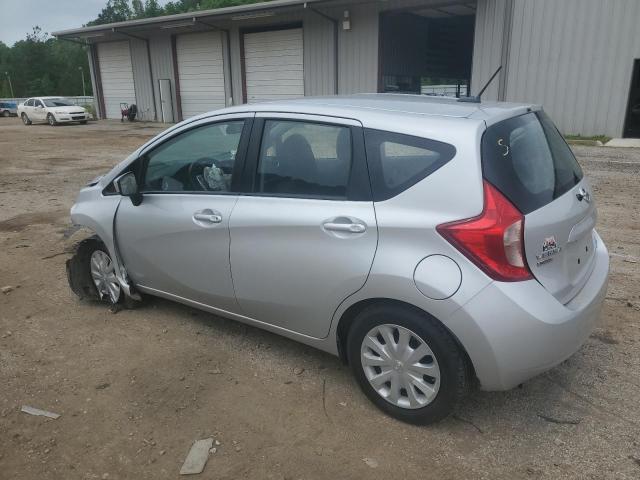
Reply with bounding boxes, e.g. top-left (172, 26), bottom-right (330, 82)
top-left (256, 120), bottom-right (352, 198)
top-left (35, 100), bottom-right (44, 107)
top-left (364, 129), bottom-right (456, 200)
top-left (142, 120), bottom-right (245, 193)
